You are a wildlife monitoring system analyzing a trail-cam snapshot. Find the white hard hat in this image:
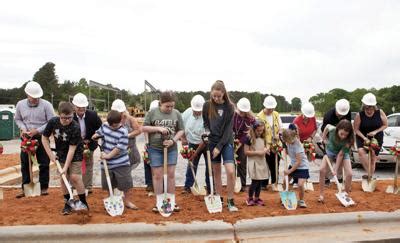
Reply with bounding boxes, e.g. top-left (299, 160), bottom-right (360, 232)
top-left (149, 100), bottom-right (159, 111)
top-left (191, 95), bottom-right (205, 112)
top-left (111, 99), bottom-right (126, 112)
top-left (72, 93), bottom-right (88, 107)
top-left (301, 102), bottom-right (315, 118)
top-left (24, 81), bottom-right (43, 98)
top-left (237, 97), bottom-right (251, 113)
top-left (263, 95), bottom-right (277, 109)
top-left (335, 99), bottom-right (350, 116)
top-left (361, 93), bottom-right (377, 106)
